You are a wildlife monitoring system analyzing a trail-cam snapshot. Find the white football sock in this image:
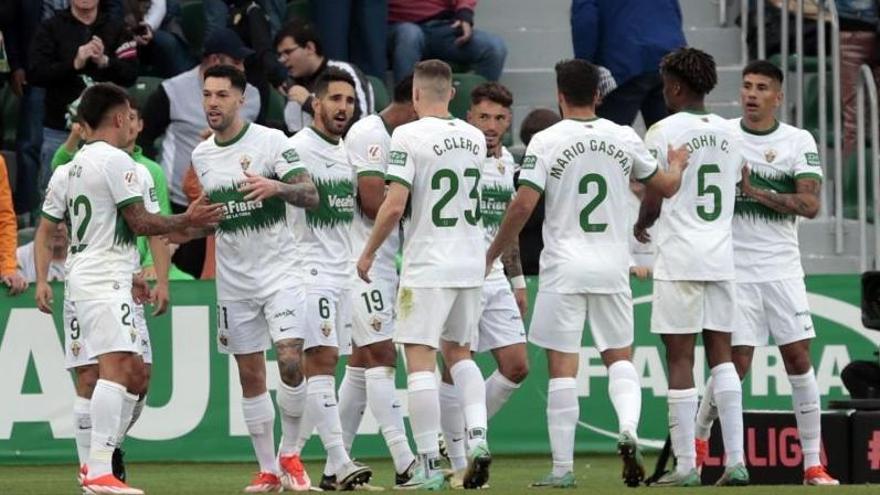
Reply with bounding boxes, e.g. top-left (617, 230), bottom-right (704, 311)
top-left (547, 378), bottom-right (578, 477)
top-left (338, 366), bottom-right (367, 453)
top-left (276, 380), bottom-right (306, 456)
top-left (607, 360), bottom-right (641, 437)
top-left (407, 371), bottom-right (441, 458)
top-left (695, 376), bottom-right (718, 440)
top-left (789, 368), bottom-right (822, 470)
top-left (449, 360), bottom-right (488, 445)
top-left (365, 366), bottom-right (415, 474)
top-left (306, 375), bottom-right (350, 476)
top-left (712, 363), bottom-right (744, 467)
top-left (88, 379), bottom-right (127, 477)
top-left (114, 390), bottom-right (138, 448)
top-left (73, 396), bottom-right (91, 467)
top-left (439, 380), bottom-right (467, 471)
top-left (485, 370), bottom-right (520, 419)
top-left (242, 392), bottom-right (277, 474)
top-left (668, 388), bottom-right (698, 474)
top-left (125, 395), bottom-right (146, 436)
